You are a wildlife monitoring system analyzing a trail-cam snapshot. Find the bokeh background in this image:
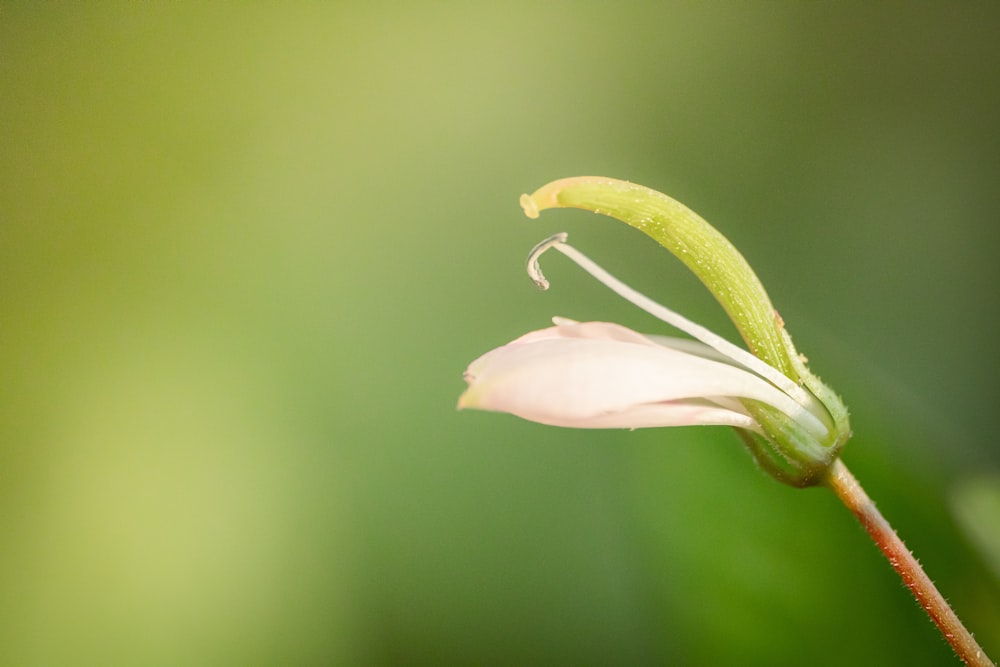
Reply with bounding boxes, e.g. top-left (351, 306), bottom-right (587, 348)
top-left (3, 3), bottom-right (999, 665)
